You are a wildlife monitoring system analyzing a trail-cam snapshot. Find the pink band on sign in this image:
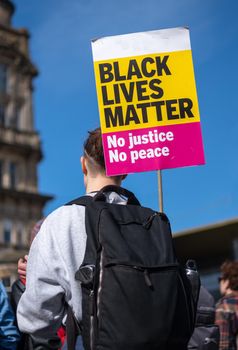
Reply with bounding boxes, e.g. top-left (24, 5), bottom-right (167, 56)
top-left (102, 123), bottom-right (205, 176)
